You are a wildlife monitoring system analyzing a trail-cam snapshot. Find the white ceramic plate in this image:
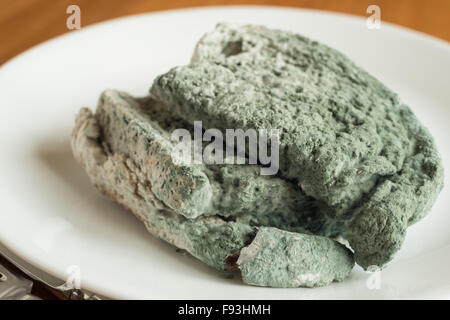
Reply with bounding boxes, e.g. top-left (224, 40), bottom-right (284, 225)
top-left (0, 6), bottom-right (449, 300)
